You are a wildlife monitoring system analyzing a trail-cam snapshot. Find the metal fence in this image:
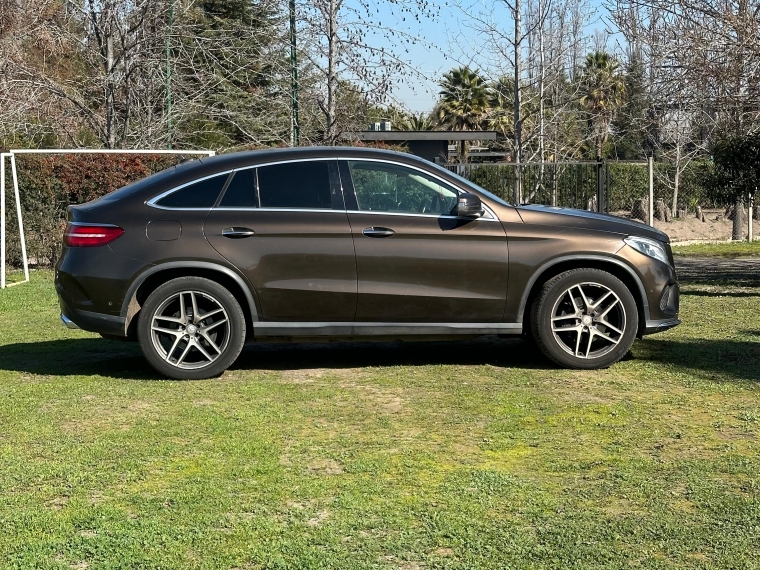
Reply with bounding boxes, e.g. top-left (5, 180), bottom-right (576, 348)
top-left (443, 161), bottom-right (651, 213)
